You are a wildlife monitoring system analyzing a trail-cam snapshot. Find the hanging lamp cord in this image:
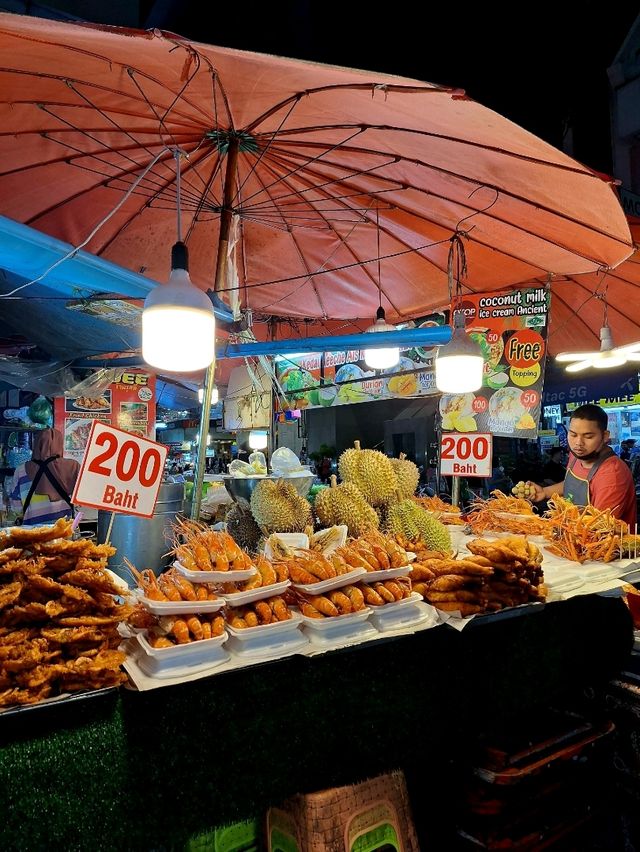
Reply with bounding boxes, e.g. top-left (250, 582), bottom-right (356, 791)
top-left (174, 148), bottom-right (182, 243)
top-left (447, 232), bottom-right (468, 309)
